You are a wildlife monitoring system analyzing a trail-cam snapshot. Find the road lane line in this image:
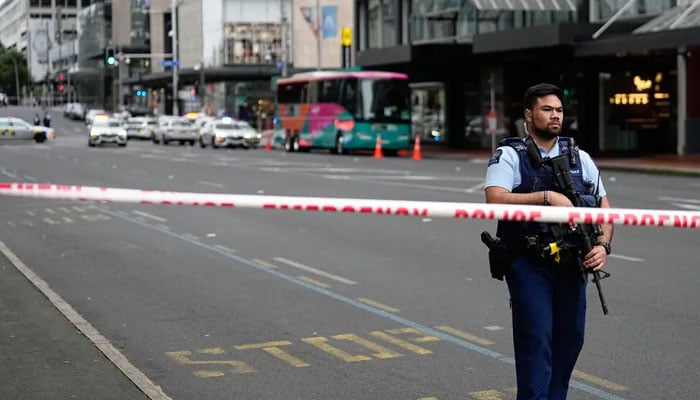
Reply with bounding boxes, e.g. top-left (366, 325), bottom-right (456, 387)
top-left (197, 180), bottom-right (224, 188)
top-left (356, 297), bottom-right (401, 312)
top-left (0, 240), bottom-right (173, 400)
top-left (213, 244), bottom-right (236, 253)
top-left (659, 196), bottom-right (700, 204)
top-left (298, 276), bottom-right (330, 288)
top-left (97, 207), bottom-right (628, 400)
top-left (609, 254), bottom-right (644, 262)
top-left (435, 326), bottom-right (494, 346)
top-left (274, 257), bottom-right (357, 285)
top-left (133, 210), bottom-right (168, 222)
top-left (572, 370), bottom-right (629, 391)
top-left (252, 259), bottom-right (276, 269)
